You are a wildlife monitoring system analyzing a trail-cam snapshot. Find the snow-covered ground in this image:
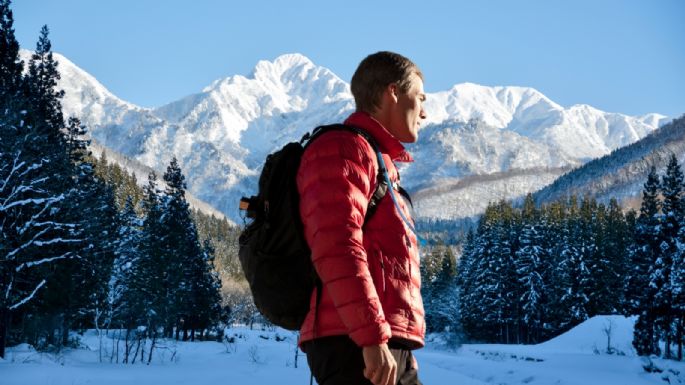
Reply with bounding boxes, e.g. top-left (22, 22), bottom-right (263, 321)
top-left (3, 316), bottom-right (684, 385)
